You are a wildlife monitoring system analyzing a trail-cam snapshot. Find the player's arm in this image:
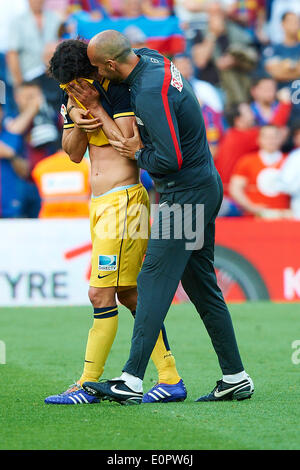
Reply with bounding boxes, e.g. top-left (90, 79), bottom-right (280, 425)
top-left (108, 89), bottom-right (183, 174)
top-left (60, 96), bottom-right (89, 163)
top-left (82, 103), bottom-right (122, 140)
top-left (108, 81), bottom-right (136, 138)
top-left (67, 80), bottom-right (124, 140)
top-left (113, 115), bottom-right (136, 138)
top-left (62, 126), bottom-right (89, 163)
top-left (69, 103), bottom-right (135, 140)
